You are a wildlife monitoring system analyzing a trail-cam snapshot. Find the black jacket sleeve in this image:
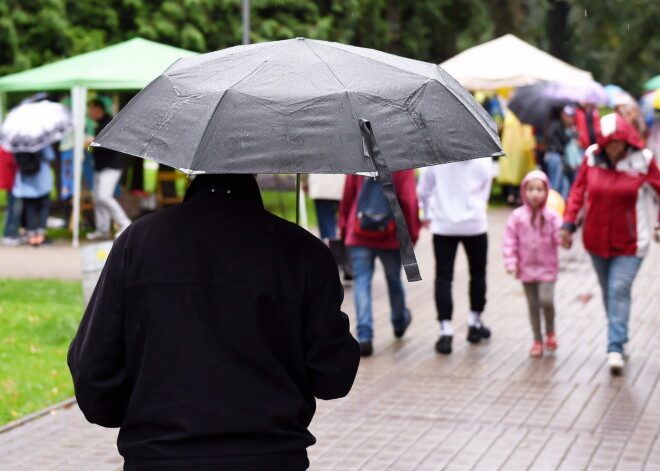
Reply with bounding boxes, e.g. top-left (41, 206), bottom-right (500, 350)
top-left (303, 246), bottom-right (360, 400)
top-left (547, 120), bottom-right (569, 155)
top-left (67, 235), bottom-right (128, 427)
